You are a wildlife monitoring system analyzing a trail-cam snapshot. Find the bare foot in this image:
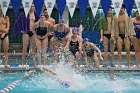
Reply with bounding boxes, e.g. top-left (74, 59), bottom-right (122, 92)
top-left (136, 65), bottom-right (139, 68)
top-left (118, 65), bottom-right (122, 68)
top-left (4, 65), bottom-right (9, 68)
top-left (21, 65), bottom-right (26, 68)
top-left (128, 65), bottom-right (131, 69)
